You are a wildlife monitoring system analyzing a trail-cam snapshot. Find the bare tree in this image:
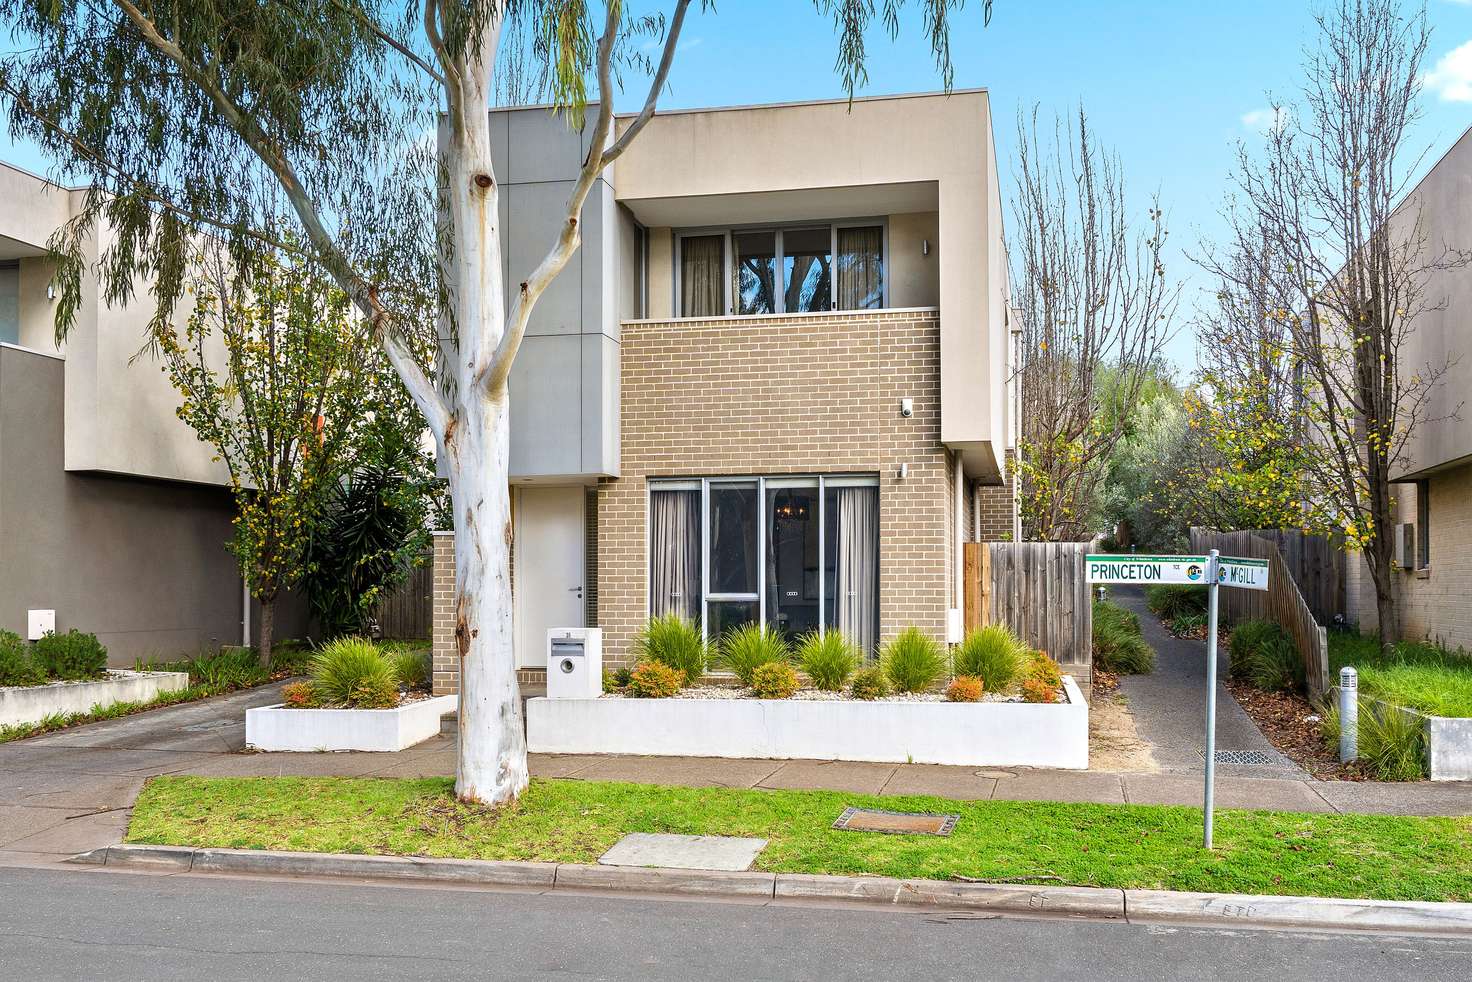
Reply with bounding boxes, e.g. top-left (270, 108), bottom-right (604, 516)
top-left (1210, 0), bottom-right (1465, 639)
top-left (1011, 106), bottom-right (1177, 541)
